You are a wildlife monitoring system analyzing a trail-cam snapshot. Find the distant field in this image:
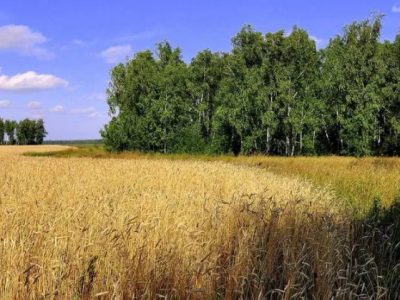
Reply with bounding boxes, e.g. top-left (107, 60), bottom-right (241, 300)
top-left (43, 139), bottom-right (103, 145)
top-left (2, 145), bottom-right (399, 298)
